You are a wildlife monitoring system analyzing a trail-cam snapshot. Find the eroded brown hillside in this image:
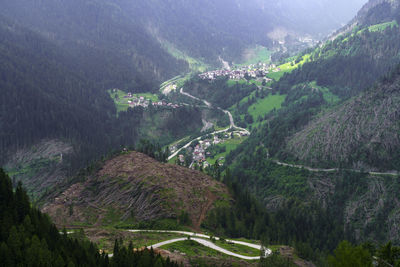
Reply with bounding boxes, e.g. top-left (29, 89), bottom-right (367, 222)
top-left (42, 151), bottom-right (229, 230)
